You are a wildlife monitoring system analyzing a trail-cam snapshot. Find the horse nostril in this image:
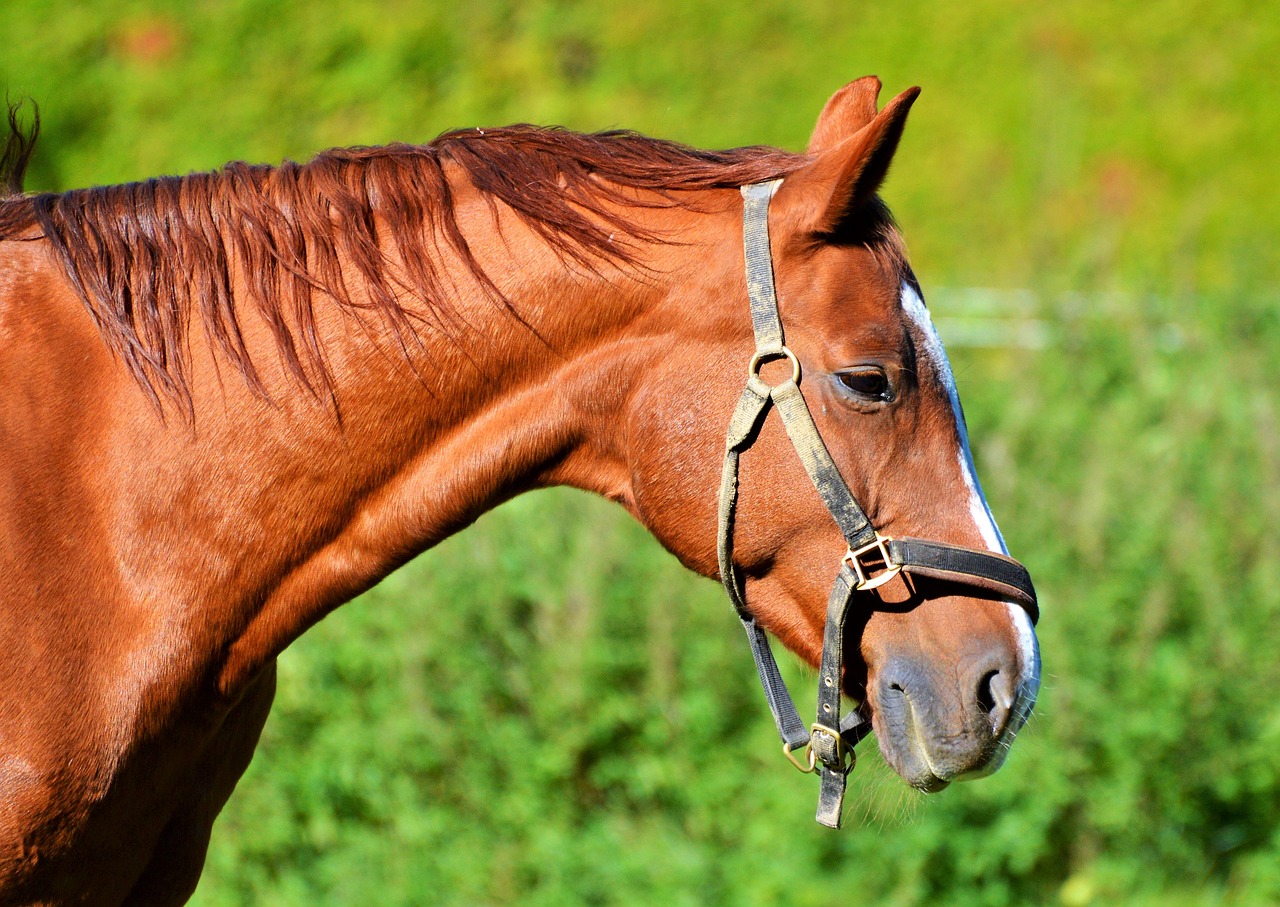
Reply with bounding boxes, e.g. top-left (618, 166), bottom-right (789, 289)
top-left (977, 668), bottom-right (1017, 730)
top-left (976, 669), bottom-right (999, 717)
